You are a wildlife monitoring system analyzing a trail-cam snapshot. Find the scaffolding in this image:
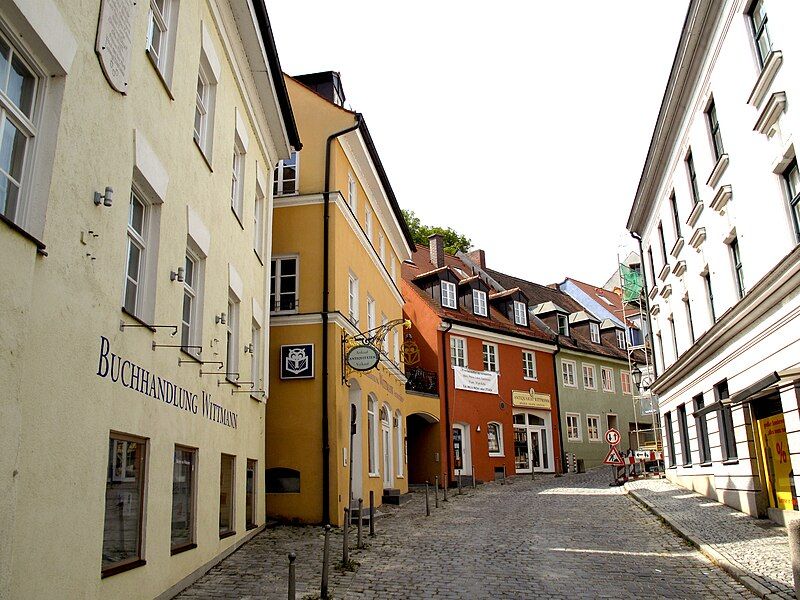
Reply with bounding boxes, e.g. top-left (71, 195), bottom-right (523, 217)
top-left (617, 255), bottom-right (664, 473)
